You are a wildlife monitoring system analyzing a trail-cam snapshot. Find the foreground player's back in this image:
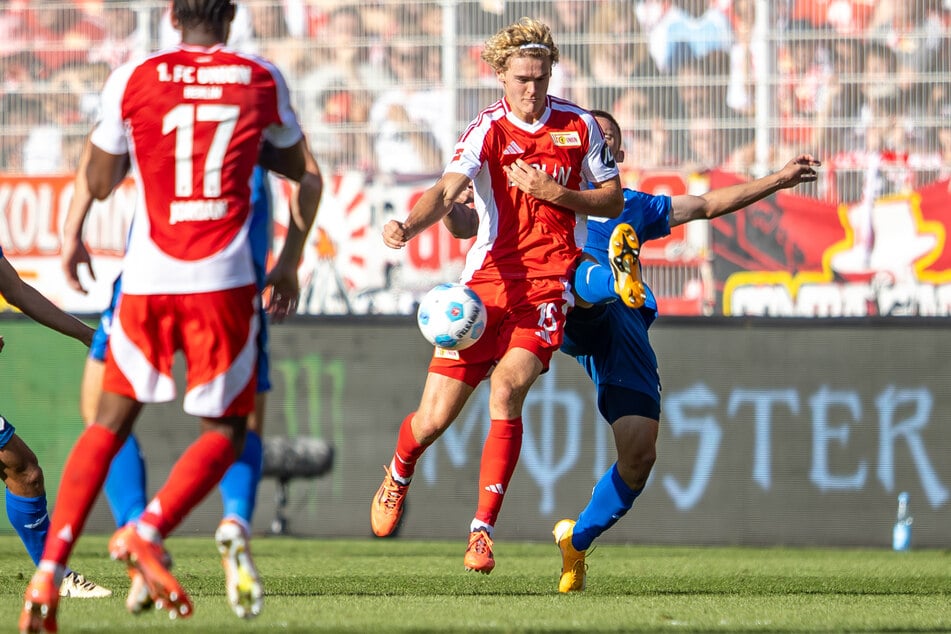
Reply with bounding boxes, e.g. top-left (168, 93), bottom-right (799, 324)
top-left (121, 45), bottom-right (286, 256)
top-left (93, 44), bottom-right (301, 294)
